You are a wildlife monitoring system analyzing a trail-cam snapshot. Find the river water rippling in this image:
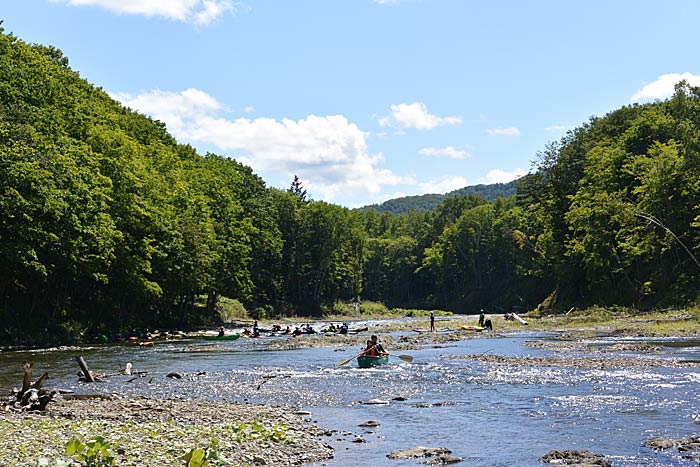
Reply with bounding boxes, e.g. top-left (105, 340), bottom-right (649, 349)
top-left (2, 323), bottom-right (700, 466)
